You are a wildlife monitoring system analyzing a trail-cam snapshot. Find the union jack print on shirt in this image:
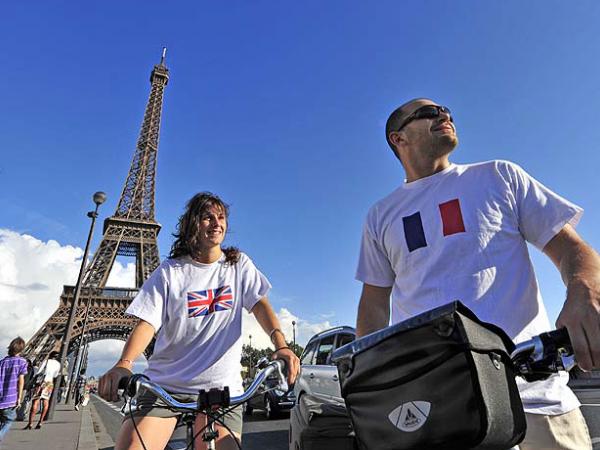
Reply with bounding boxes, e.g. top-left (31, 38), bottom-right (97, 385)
top-left (187, 285), bottom-right (234, 318)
